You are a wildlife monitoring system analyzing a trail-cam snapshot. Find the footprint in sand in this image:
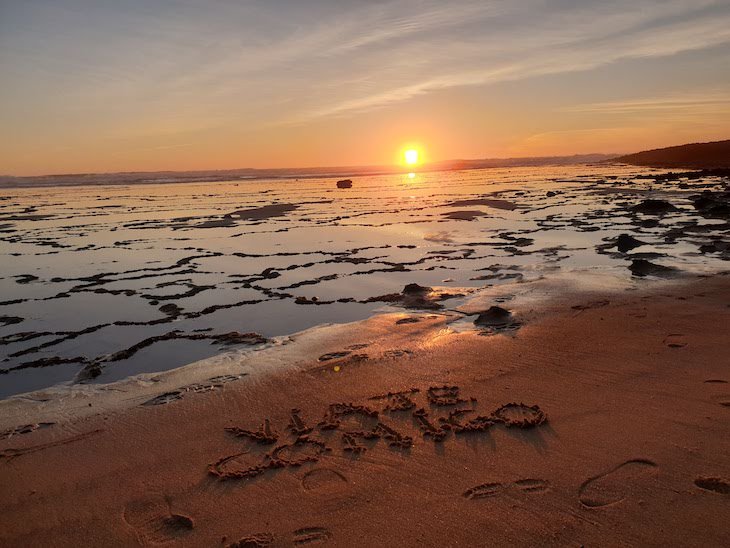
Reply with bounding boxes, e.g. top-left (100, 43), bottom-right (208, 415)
top-left (663, 334), bottom-right (687, 348)
top-left (301, 468), bottom-right (348, 492)
top-left (395, 317), bottom-right (421, 325)
top-left (463, 479), bottom-right (550, 499)
top-left (694, 477), bottom-right (730, 495)
top-left (226, 532), bottom-right (275, 547)
top-left (382, 349), bottom-right (414, 359)
top-left (123, 495), bottom-right (194, 544)
top-left (143, 391), bottom-right (184, 406)
top-left (579, 459), bottom-right (658, 508)
top-left (710, 394), bottom-right (730, 407)
top-left (293, 527), bottom-right (333, 545)
top-left (345, 343), bottom-right (370, 350)
top-left (318, 351), bottom-right (351, 362)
